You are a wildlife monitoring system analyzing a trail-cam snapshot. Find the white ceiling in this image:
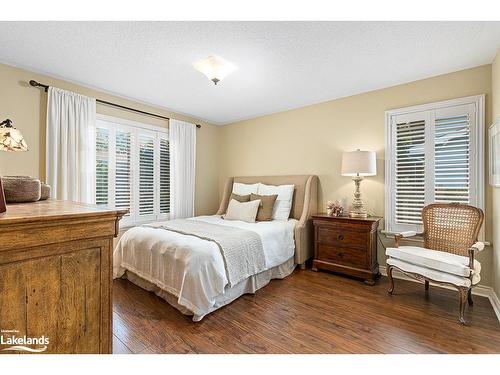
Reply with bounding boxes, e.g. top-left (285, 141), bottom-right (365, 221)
top-left (0, 22), bottom-right (499, 125)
